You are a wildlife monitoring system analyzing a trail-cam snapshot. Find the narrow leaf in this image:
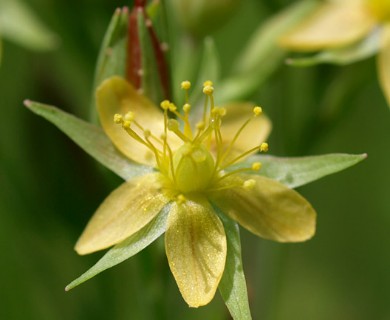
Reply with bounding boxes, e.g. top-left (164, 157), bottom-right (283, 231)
top-left (228, 153), bottom-right (367, 189)
top-left (216, 208), bottom-right (252, 320)
top-left (66, 205), bottom-right (170, 291)
top-left (287, 28), bottom-right (381, 67)
top-left (25, 101), bottom-right (152, 180)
